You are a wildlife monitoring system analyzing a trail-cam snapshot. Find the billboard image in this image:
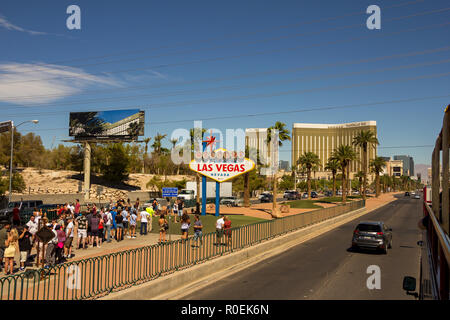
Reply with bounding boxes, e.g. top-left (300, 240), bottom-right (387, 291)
top-left (69, 109), bottom-right (145, 139)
